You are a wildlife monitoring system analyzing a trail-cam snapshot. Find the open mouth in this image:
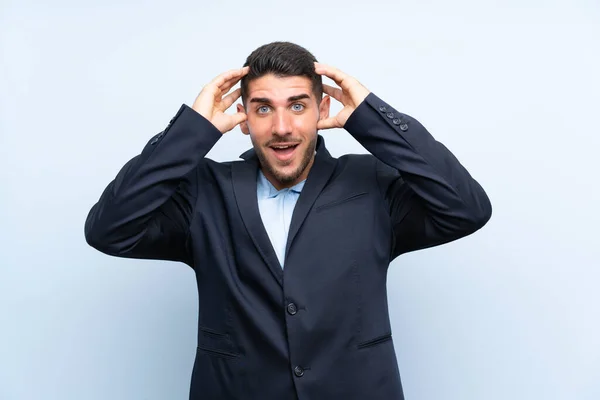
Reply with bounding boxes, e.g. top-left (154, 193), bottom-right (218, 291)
top-left (269, 143), bottom-right (300, 161)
